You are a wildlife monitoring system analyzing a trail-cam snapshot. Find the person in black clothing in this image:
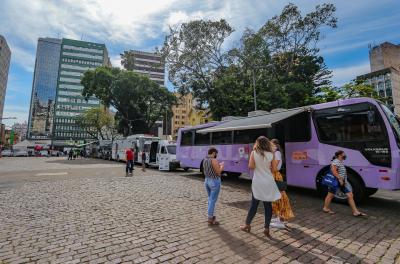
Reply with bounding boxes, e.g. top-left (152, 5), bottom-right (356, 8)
top-left (142, 152), bottom-right (146, 172)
